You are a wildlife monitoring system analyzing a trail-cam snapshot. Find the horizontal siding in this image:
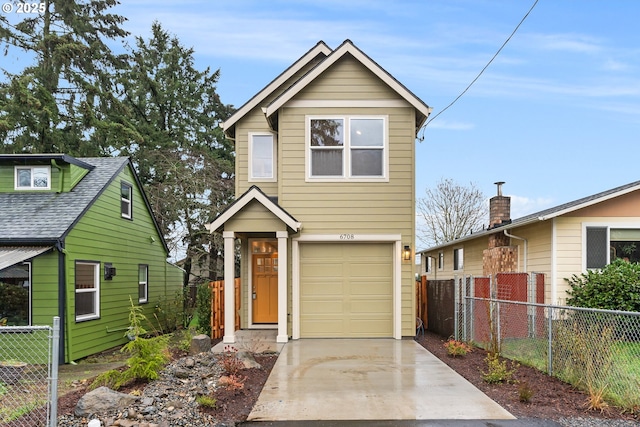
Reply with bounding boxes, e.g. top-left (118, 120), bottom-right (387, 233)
top-left (64, 164), bottom-right (183, 362)
top-left (226, 200), bottom-right (288, 232)
top-left (31, 252), bottom-right (60, 326)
